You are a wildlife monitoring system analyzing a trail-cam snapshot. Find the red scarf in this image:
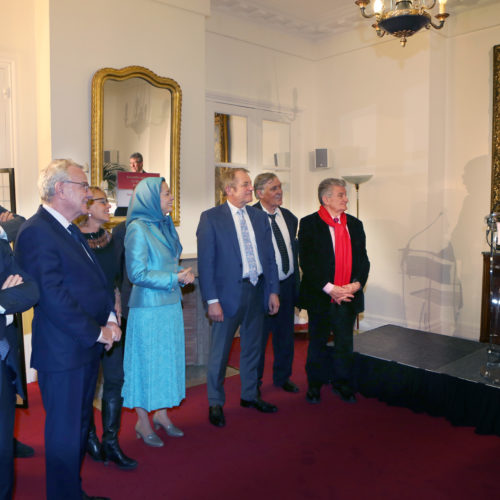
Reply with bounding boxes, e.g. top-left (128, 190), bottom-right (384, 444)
top-left (318, 206), bottom-right (352, 286)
